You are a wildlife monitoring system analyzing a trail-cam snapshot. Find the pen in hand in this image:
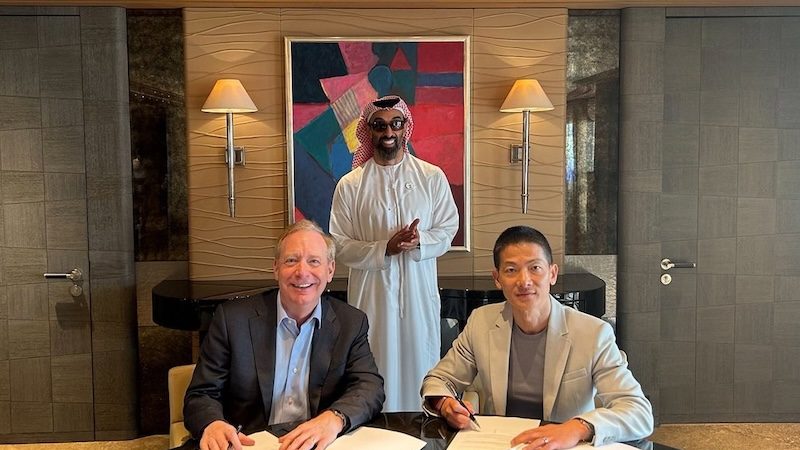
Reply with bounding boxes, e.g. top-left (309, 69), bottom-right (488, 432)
top-left (228, 424), bottom-right (243, 449)
top-left (445, 382), bottom-right (481, 431)
top-left (455, 396), bottom-right (481, 431)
